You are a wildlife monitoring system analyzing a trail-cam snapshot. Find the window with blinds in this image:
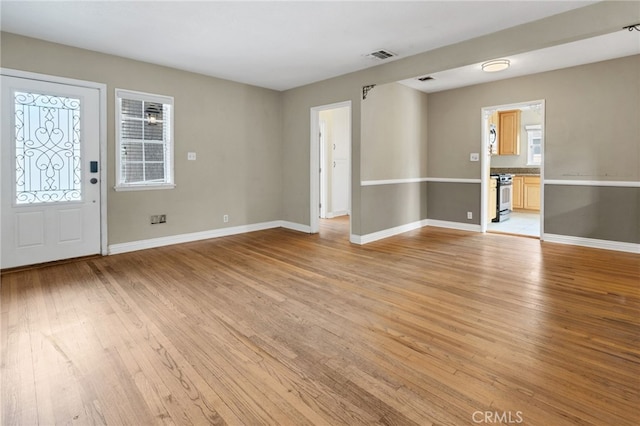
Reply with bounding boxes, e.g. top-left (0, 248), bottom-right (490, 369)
top-left (115, 89), bottom-right (175, 191)
top-left (525, 124), bottom-right (542, 166)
